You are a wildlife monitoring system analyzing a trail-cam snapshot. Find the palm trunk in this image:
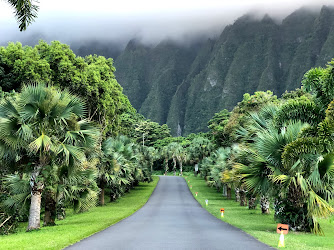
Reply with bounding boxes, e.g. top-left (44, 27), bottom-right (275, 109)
top-left (194, 163), bottom-right (198, 176)
top-left (239, 188), bottom-right (247, 206)
top-left (110, 189), bottom-right (117, 202)
top-left (43, 191), bottom-right (56, 226)
top-left (164, 158), bottom-right (168, 174)
top-left (227, 186), bottom-right (232, 200)
top-left (260, 195), bottom-right (270, 214)
top-left (57, 199), bottom-right (66, 220)
top-left (235, 188), bottom-right (240, 202)
top-left (248, 196), bottom-right (256, 209)
top-left (173, 158), bottom-right (177, 176)
top-left (27, 191), bottom-right (42, 231)
top-left (100, 187), bottom-right (105, 206)
top-left (179, 161), bottom-right (183, 176)
top-left (222, 185), bottom-right (227, 197)
top-left (27, 165), bottom-right (44, 231)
